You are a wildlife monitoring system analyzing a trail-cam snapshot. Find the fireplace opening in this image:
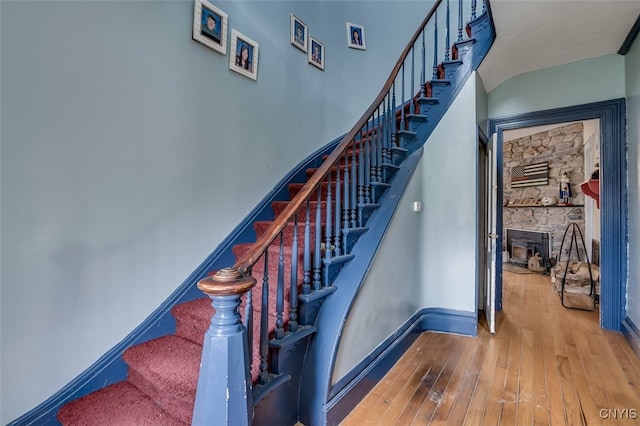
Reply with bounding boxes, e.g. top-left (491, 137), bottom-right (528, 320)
top-left (506, 229), bottom-right (551, 272)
